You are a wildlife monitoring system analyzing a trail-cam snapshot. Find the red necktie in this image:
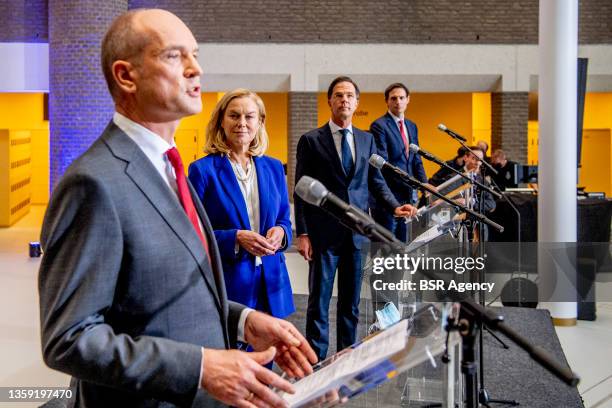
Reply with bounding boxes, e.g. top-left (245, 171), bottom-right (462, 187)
top-left (398, 120), bottom-right (409, 153)
top-left (166, 147), bottom-right (210, 259)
